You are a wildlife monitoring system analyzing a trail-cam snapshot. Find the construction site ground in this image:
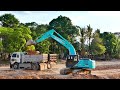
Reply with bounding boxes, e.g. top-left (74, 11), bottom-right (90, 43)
top-left (1, 60), bottom-right (120, 79)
